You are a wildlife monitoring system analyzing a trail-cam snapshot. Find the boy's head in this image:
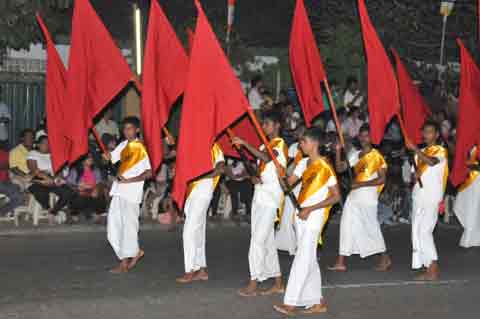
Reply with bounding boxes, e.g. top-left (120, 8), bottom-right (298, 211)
top-left (422, 120), bottom-right (440, 145)
top-left (122, 116), bottom-right (141, 140)
top-left (261, 110), bottom-right (282, 137)
top-left (300, 127), bottom-right (324, 156)
top-left (37, 135), bottom-right (49, 153)
top-left (358, 124), bottom-right (372, 148)
top-left (20, 129), bottom-right (34, 149)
